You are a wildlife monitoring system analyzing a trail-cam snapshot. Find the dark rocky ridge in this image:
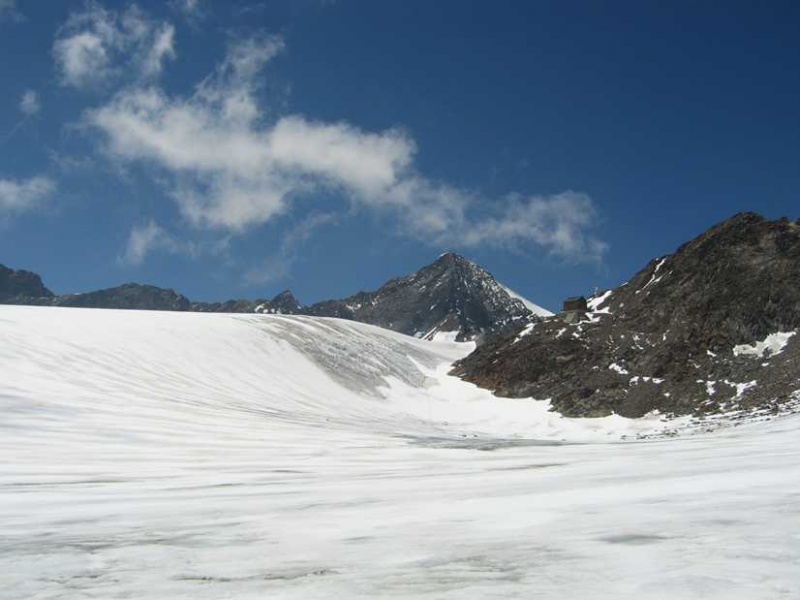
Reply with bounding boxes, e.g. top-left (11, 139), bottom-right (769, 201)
top-left (190, 290), bottom-right (303, 315)
top-left (0, 264), bottom-right (54, 301)
top-left (58, 283), bottom-right (192, 311)
top-left (453, 213), bottom-right (800, 418)
top-left (0, 253), bottom-right (539, 340)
